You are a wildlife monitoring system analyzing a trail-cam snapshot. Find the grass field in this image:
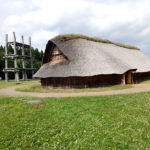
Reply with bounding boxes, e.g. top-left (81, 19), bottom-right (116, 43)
top-left (137, 79), bottom-right (150, 84)
top-left (0, 93), bottom-right (150, 149)
top-left (0, 80), bottom-right (39, 89)
top-left (16, 82), bottom-right (132, 93)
